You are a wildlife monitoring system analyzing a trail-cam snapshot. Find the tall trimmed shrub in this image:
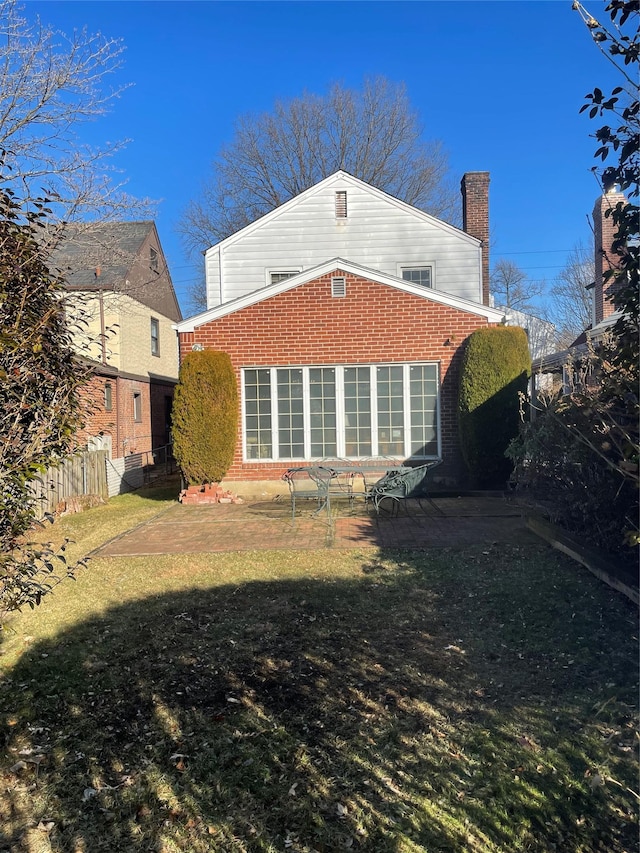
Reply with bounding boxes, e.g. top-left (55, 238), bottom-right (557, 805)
top-left (172, 350), bottom-right (238, 485)
top-left (458, 326), bottom-right (531, 488)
